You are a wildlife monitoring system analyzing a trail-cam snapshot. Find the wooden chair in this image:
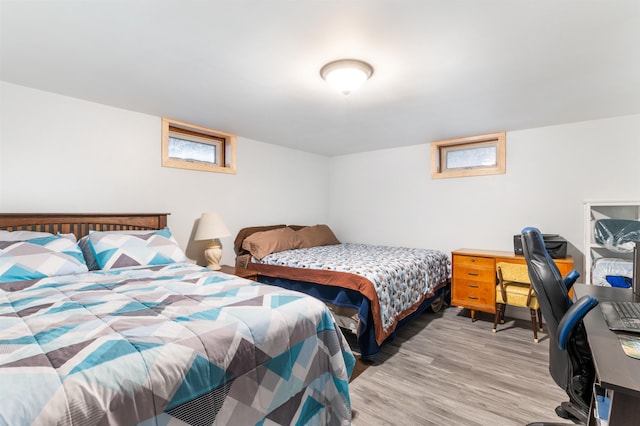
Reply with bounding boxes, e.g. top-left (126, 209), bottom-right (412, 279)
top-left (493, 262), bottom-right (543, 342)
